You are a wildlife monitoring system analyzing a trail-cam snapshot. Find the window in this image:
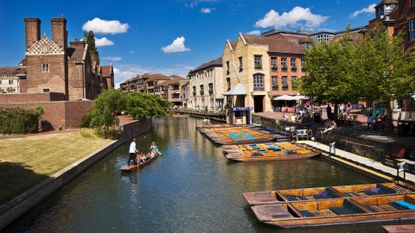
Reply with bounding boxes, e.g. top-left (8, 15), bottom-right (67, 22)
top-left (282, 76), bottom-right (288, 91)
top-left (208, 83), bottom-right (214, 95)
top-left (254, 55), bottom-right (262, 69)
top-left (226, 61), bottom-right (230, 75)
top-left (42, 88), bottom-right (50, 93)
top-left (253, 74), bottom-right (264, 91)
top-left (412, 0), bottom-right (415, 6)
top-left (239, 57), bottom-right (243, 72)
top-left (8, 80), bottom-right (13, 85)
top-left (193, 86), bottom-right (196, 96)
top-left (226, 78), bottom-right (231, 91)
top-left (272, 76), bottom-right (278, 91)
top-left (290, 58), bottom-right (297, 71)
top-left (281, 58), bottom-right (287, 71)
top-left (200, 85), bottom-right (204, 95)
top-left (301, 58), bottom-right (306, 71)
top-left (271, 57), bottom-right (278, 71)
top-left (42, 64), bottom-right (49, 73)
top-left (291, 76), bottom-right (297, 90)
top-left (409, 19), bottom-right (415, 42)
